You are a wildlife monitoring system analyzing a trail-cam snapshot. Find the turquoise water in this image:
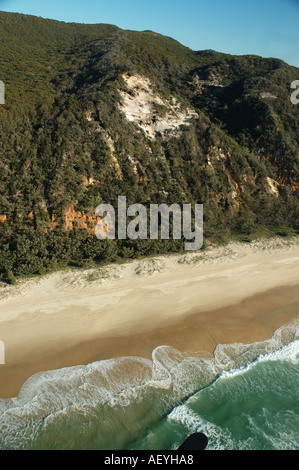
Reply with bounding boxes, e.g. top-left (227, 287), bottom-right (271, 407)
top-left (0, 318), bottom-right (298, 450)
top-left (130, 341), bottom-right (299, 450)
